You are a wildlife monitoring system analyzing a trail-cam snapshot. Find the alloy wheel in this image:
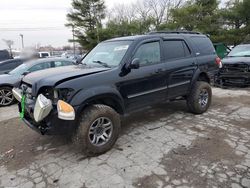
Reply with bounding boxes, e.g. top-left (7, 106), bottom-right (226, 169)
top-left (0, 89), bottom-right (14, 106)
top-left (88, 117), bottom-right (113, 146)
top-left (198, 89), bottom-right (209, 108)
